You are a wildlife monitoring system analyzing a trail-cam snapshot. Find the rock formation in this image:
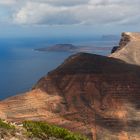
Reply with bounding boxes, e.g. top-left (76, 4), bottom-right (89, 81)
top-left (111, 46), bottom-right (119, 54)
top-left (0, 33), bottom-right (140, 140)
top-left (110, 32), bottom-right (140, 65)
